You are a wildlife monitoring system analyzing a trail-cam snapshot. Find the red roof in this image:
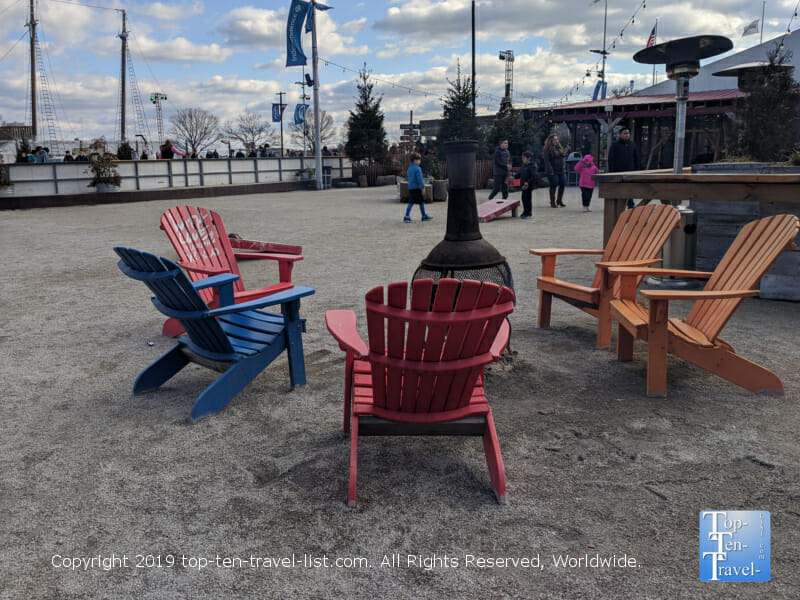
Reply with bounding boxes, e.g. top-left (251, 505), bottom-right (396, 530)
top-left (551, 89), bottom-right (743, 111)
